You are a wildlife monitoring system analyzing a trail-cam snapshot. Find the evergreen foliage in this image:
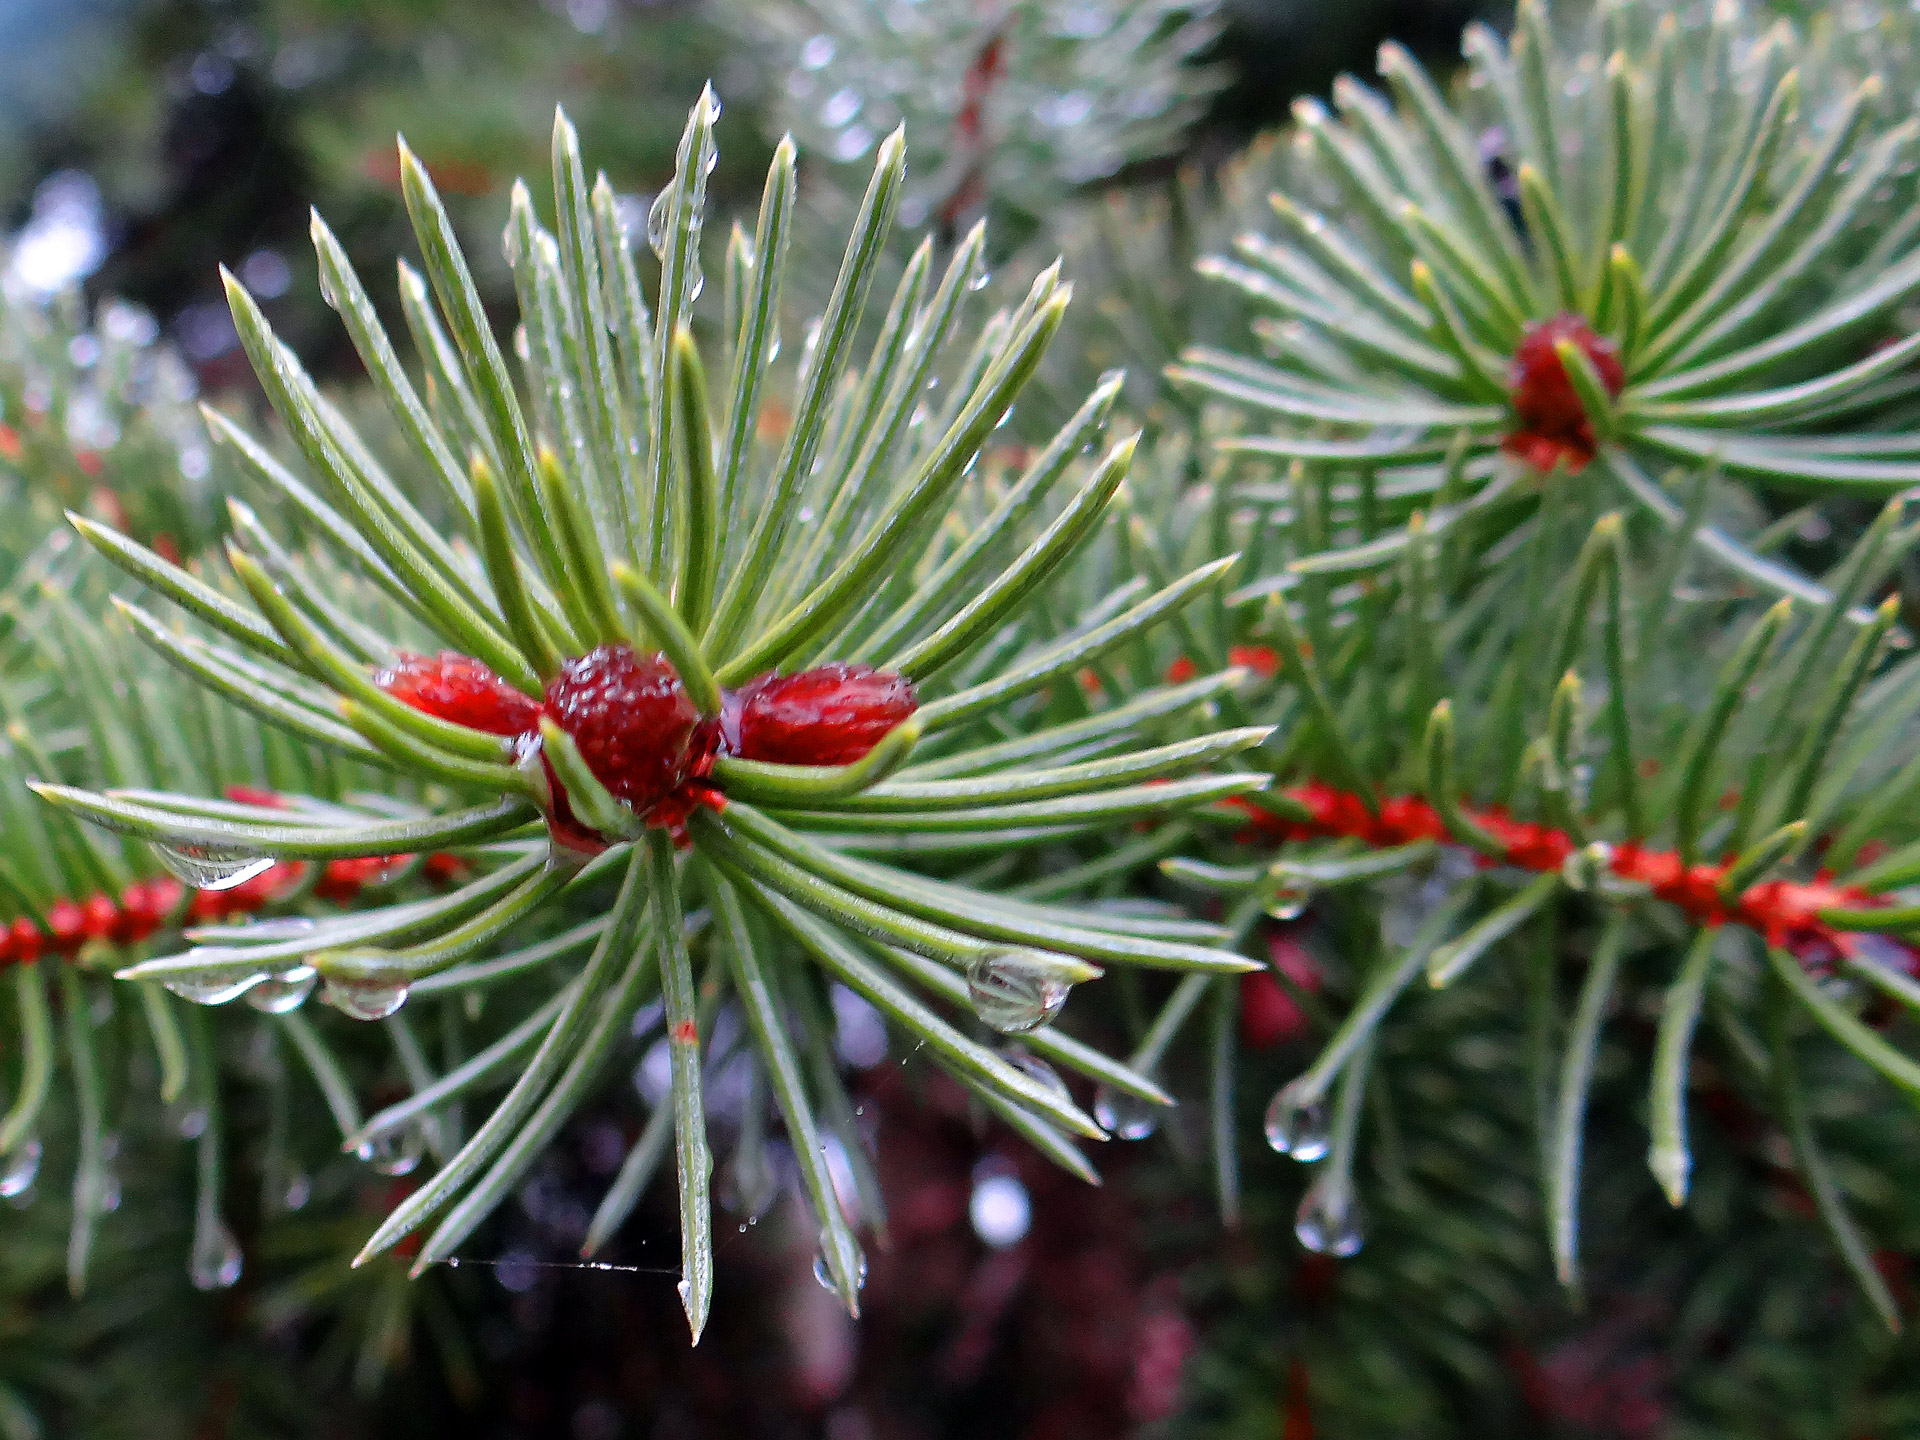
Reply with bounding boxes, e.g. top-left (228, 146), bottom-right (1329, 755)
top-left (6, 1), bottom-right (1920, 1434)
